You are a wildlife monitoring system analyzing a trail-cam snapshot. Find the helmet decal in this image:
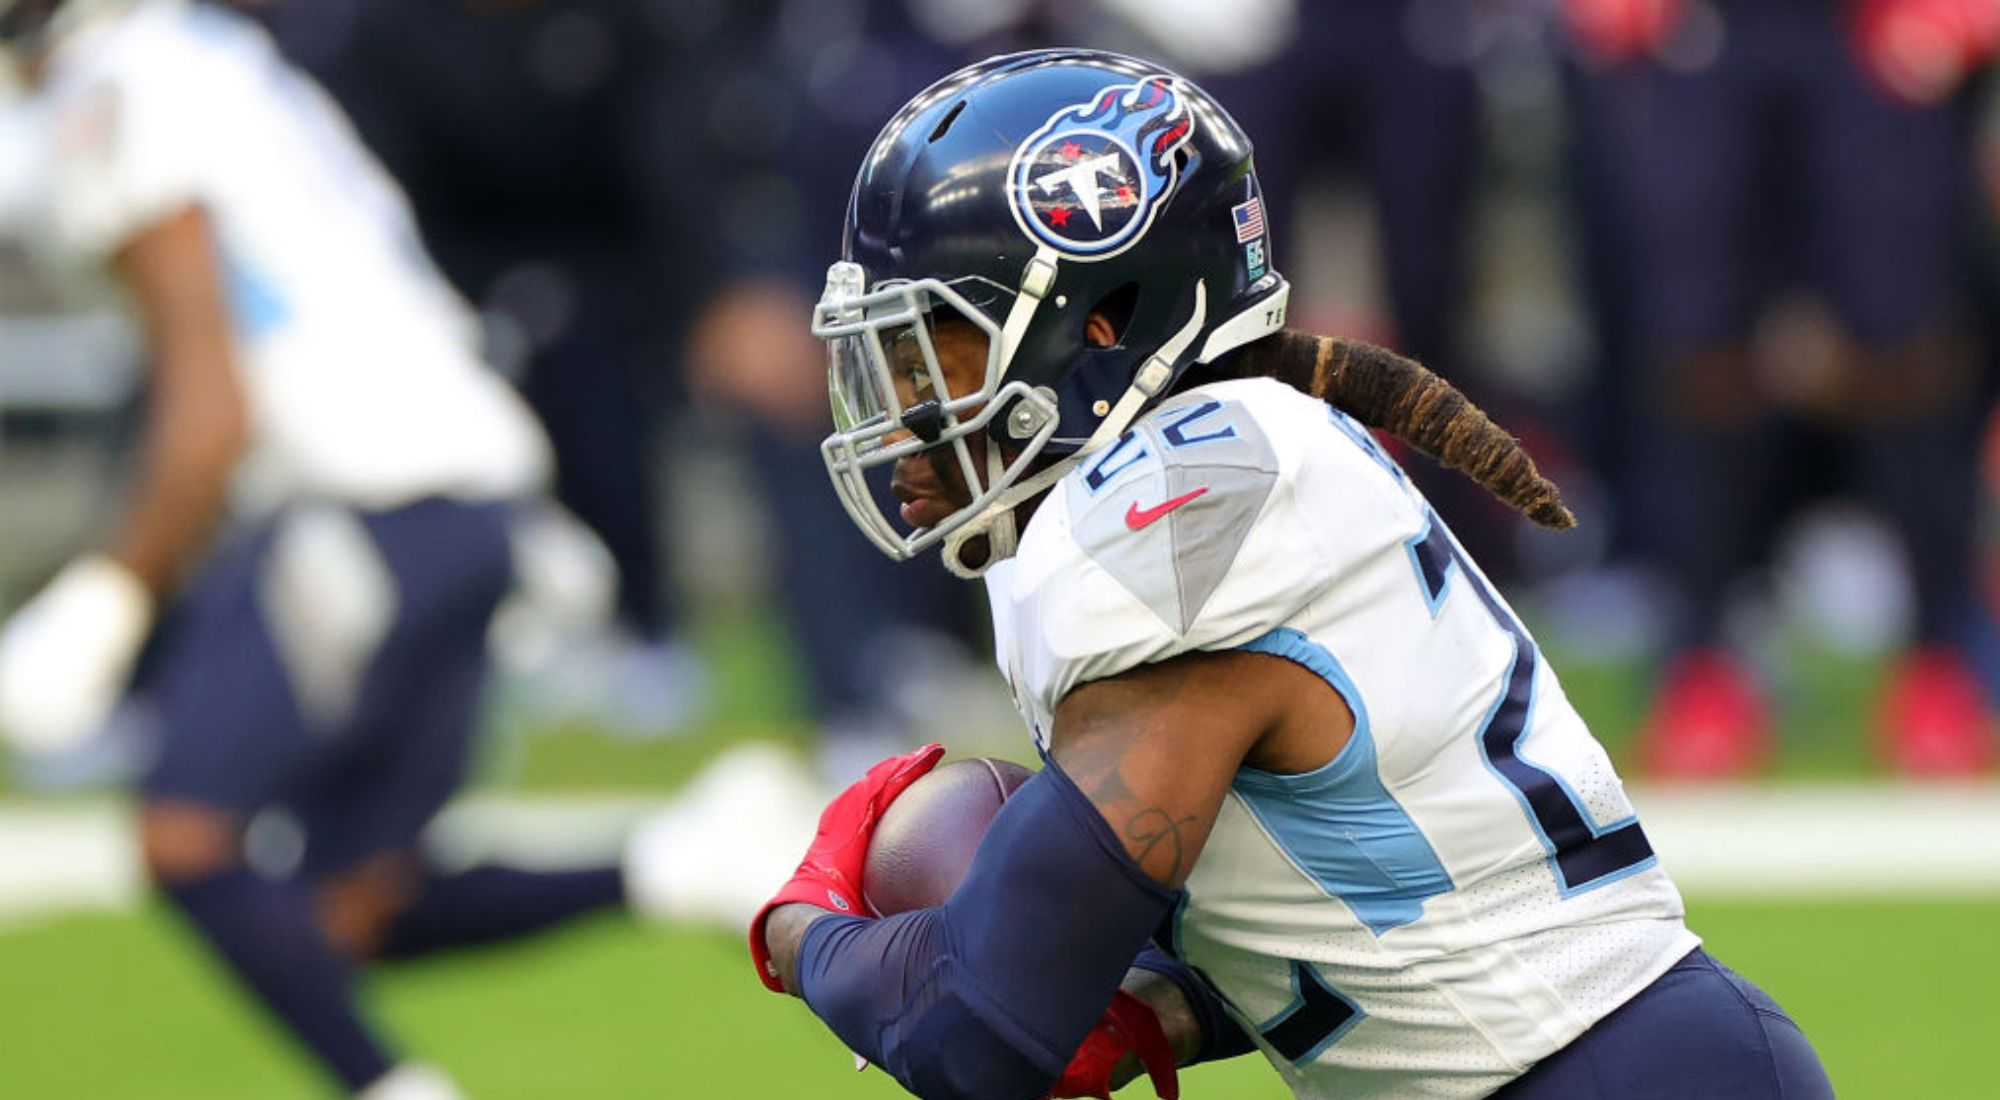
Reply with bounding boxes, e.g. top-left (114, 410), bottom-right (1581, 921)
top-left (1006, 75), bottom-right (1194, 262)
